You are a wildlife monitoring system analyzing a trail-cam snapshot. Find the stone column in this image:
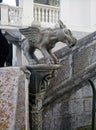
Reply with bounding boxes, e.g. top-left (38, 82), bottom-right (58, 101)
top-left (12, 44), bottom-right (22, 66)
top-left (12, 44), bottom-right (17, 66)
top-left (23, 64), bottom-right (61, 130)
